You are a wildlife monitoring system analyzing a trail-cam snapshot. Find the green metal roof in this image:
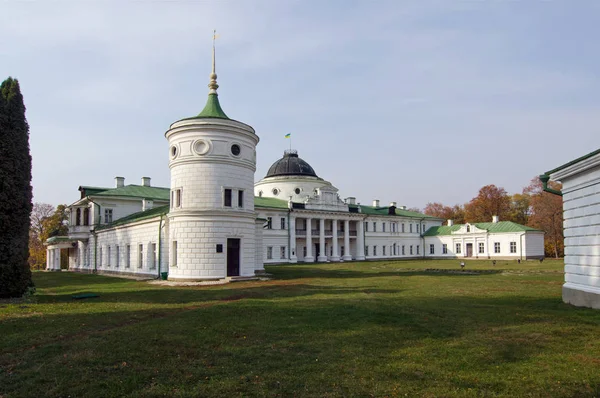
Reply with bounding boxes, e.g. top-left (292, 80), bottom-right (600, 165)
top-left (92, 185), bottom-right (170, 201)
top-left (196, 93), bottom-right (229, 119)
top-left (544, 147), bottom-right (600, 175)
top-left (46, 236), bottom-right (77, 244)
top-left (95, 205), bottom-right (169, 231)
top-left (79, 186), bottom-right (111, 197)
top-left (254, 196), bottom-right (289, 209)
top-left (423, 221), bottom-right (542, 236)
